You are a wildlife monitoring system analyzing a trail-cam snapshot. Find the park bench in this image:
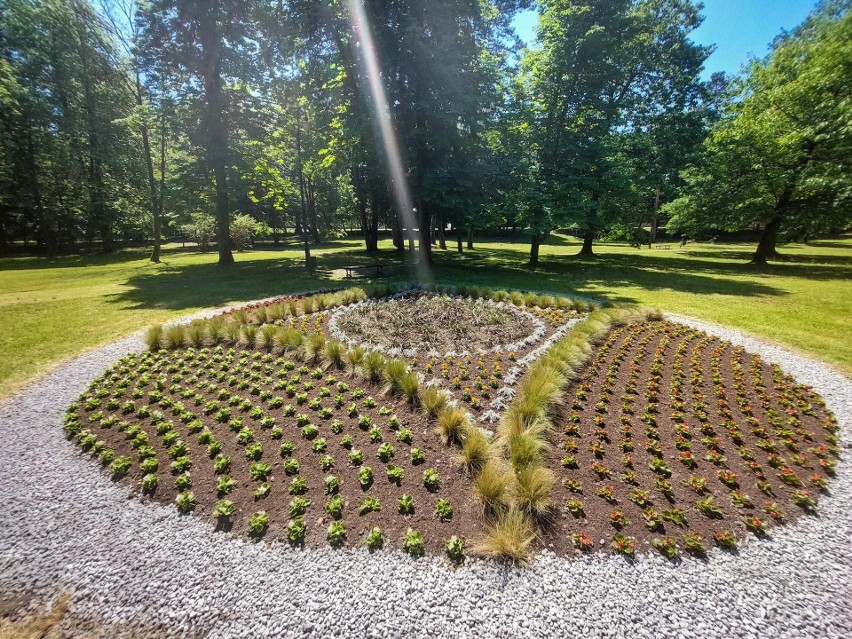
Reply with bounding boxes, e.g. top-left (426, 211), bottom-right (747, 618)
top-left (343, 264), bottom-right (386, 279)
